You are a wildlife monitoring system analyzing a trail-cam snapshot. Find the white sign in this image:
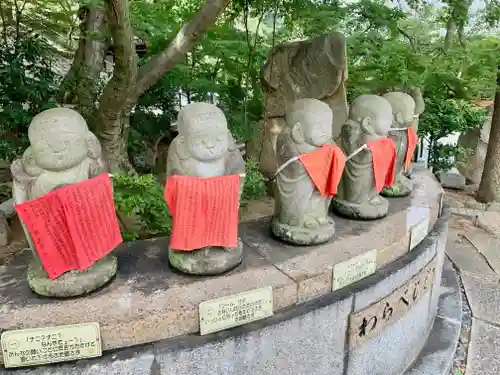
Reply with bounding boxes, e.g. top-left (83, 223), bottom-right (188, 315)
top-left (333, 250), bottom-right (377, 291)
top-left (1, 323), bottom-right (102, 368)
top-left (410, 216), bottom-right (430, 250)
top-left (199, 287), bottom-right (274, 335)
